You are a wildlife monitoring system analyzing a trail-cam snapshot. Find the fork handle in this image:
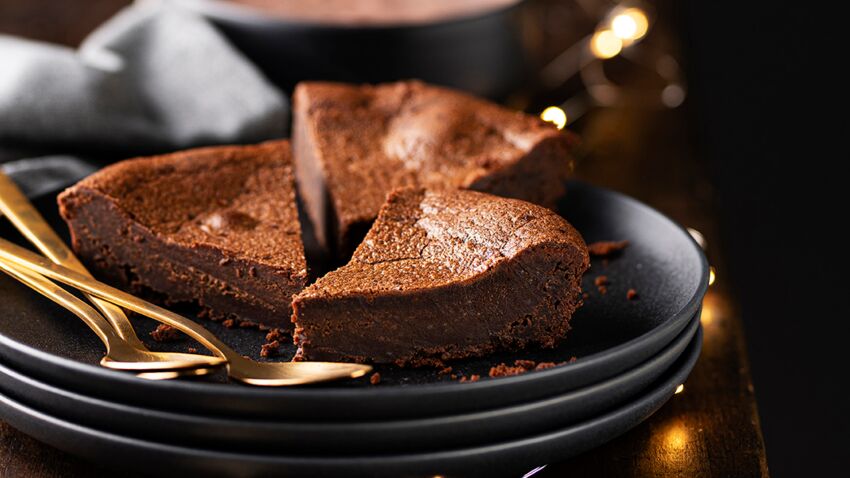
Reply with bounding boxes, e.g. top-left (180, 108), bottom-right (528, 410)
top-left (0, 172), bottom-right (145, 347)
top-left (0, 237), bottom-right (234, 360)
top-left (0, 258), bottom-right (122, 350)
